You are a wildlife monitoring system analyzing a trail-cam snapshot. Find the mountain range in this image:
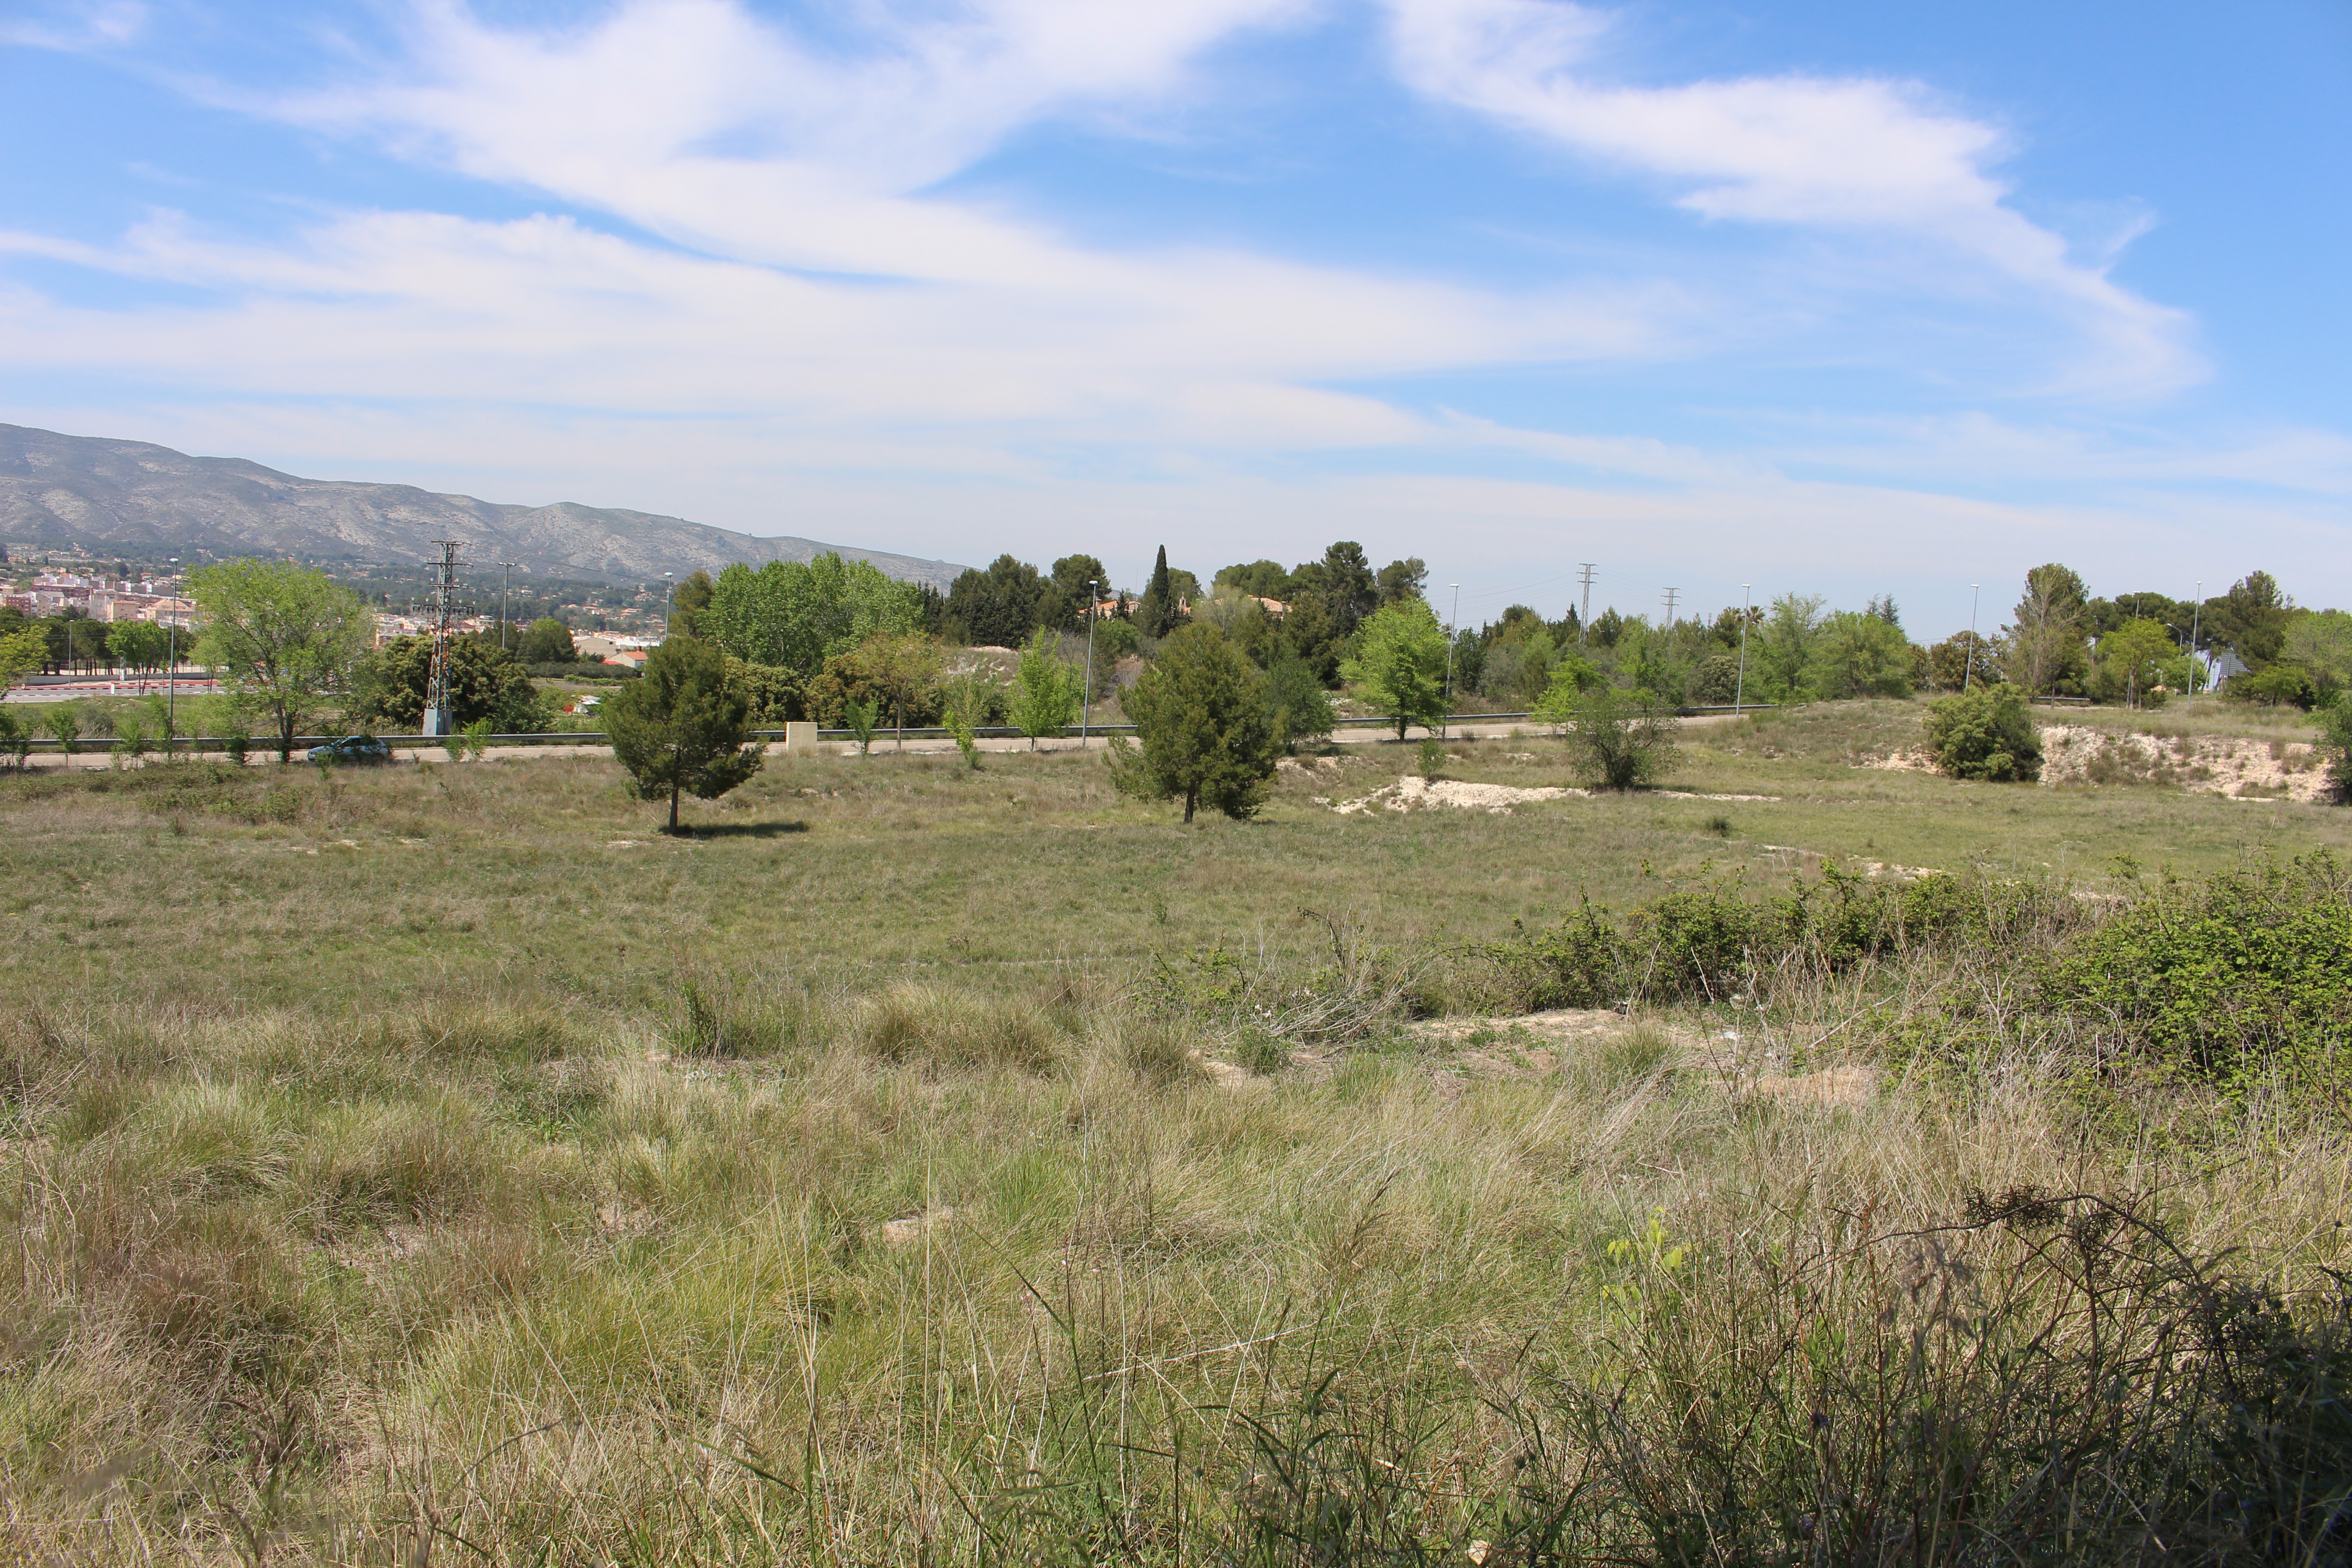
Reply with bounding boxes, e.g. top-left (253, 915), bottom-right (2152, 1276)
top-left (0, 424), bottom-right (967, 589)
